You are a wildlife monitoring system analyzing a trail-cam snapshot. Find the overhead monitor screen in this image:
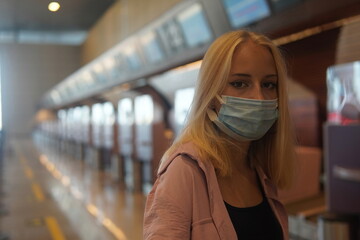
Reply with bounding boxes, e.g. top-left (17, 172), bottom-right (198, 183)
top-left (124, 45), bottom-right (141, 70)
top-left (140, 31), bottom-right (164, 63)
top-left (177, 3), bottom-right (212, 48)
top-left (221, 0), bottom-right (270, 28)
